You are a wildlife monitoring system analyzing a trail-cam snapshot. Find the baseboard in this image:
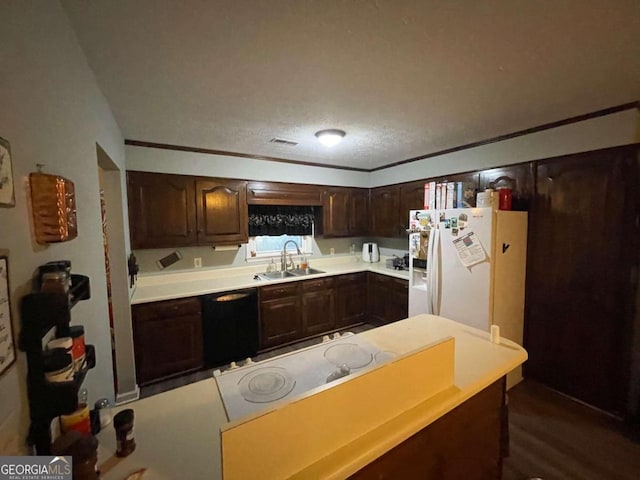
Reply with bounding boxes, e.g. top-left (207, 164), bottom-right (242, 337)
top-left (115, 385), bottom-right (140, 406)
